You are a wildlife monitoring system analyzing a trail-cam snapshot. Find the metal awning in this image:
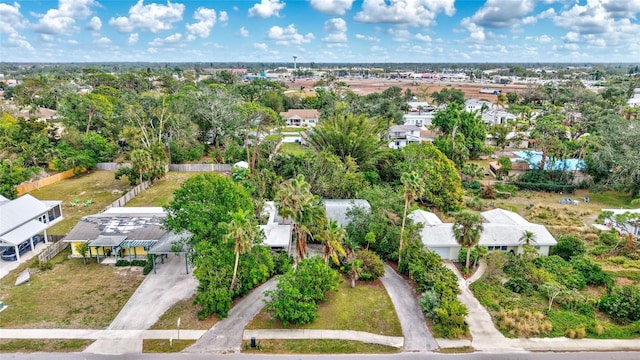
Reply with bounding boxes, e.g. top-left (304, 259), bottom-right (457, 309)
top-left (148, 231), bottom-right (192, 254)
top-left (121, 239), bottom-right (157, 249)
top-left (0, 219), bottom-right (48, 246)
top-left (89, 235), bottom-right (127, 247)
